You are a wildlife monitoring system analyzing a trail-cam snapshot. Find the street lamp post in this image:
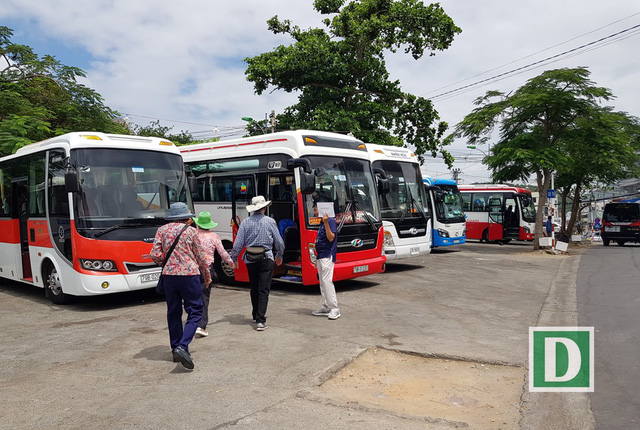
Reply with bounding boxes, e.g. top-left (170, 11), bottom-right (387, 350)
top-left (241, 116), bottom-right (267, 134)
